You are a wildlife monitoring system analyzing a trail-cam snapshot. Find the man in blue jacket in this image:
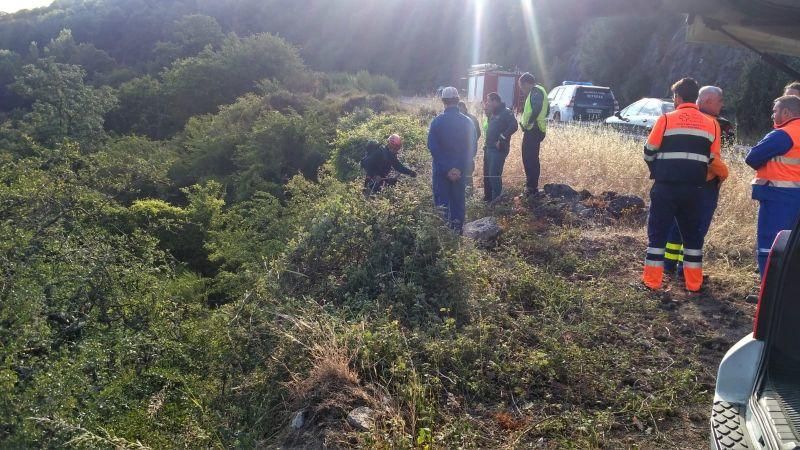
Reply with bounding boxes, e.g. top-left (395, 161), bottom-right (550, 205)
top-left (427, 87), bottom-right (477, 232)
top-left (483, 92), bottom-right (518, 203)
top-left (745, 95), bottom-right (800, 277)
